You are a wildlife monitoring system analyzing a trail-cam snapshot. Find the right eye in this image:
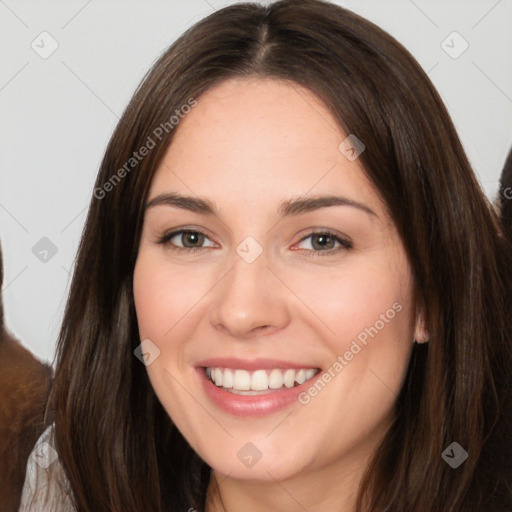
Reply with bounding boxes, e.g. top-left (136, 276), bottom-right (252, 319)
top-left (157, 229), bottom-right (216, 253)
